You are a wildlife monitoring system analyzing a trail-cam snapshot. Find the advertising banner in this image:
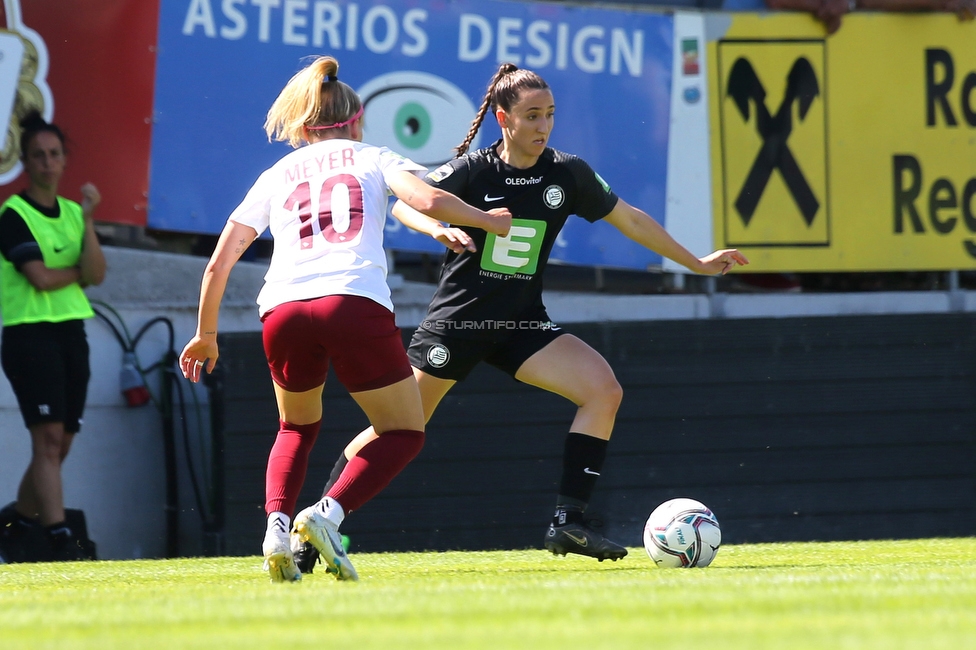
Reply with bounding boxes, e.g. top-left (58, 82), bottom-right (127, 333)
top-left (0, 0), bottom-right (158, 226)
top-left (707, 13), bottom-right (976, 272)
top-left (152, 0), bottom-right (674, 270)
